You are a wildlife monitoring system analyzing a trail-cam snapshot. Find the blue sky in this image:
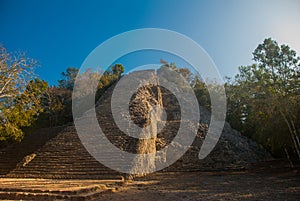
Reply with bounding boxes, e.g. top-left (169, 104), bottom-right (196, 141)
top-left (1, 0), bottom-right (299, 85)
